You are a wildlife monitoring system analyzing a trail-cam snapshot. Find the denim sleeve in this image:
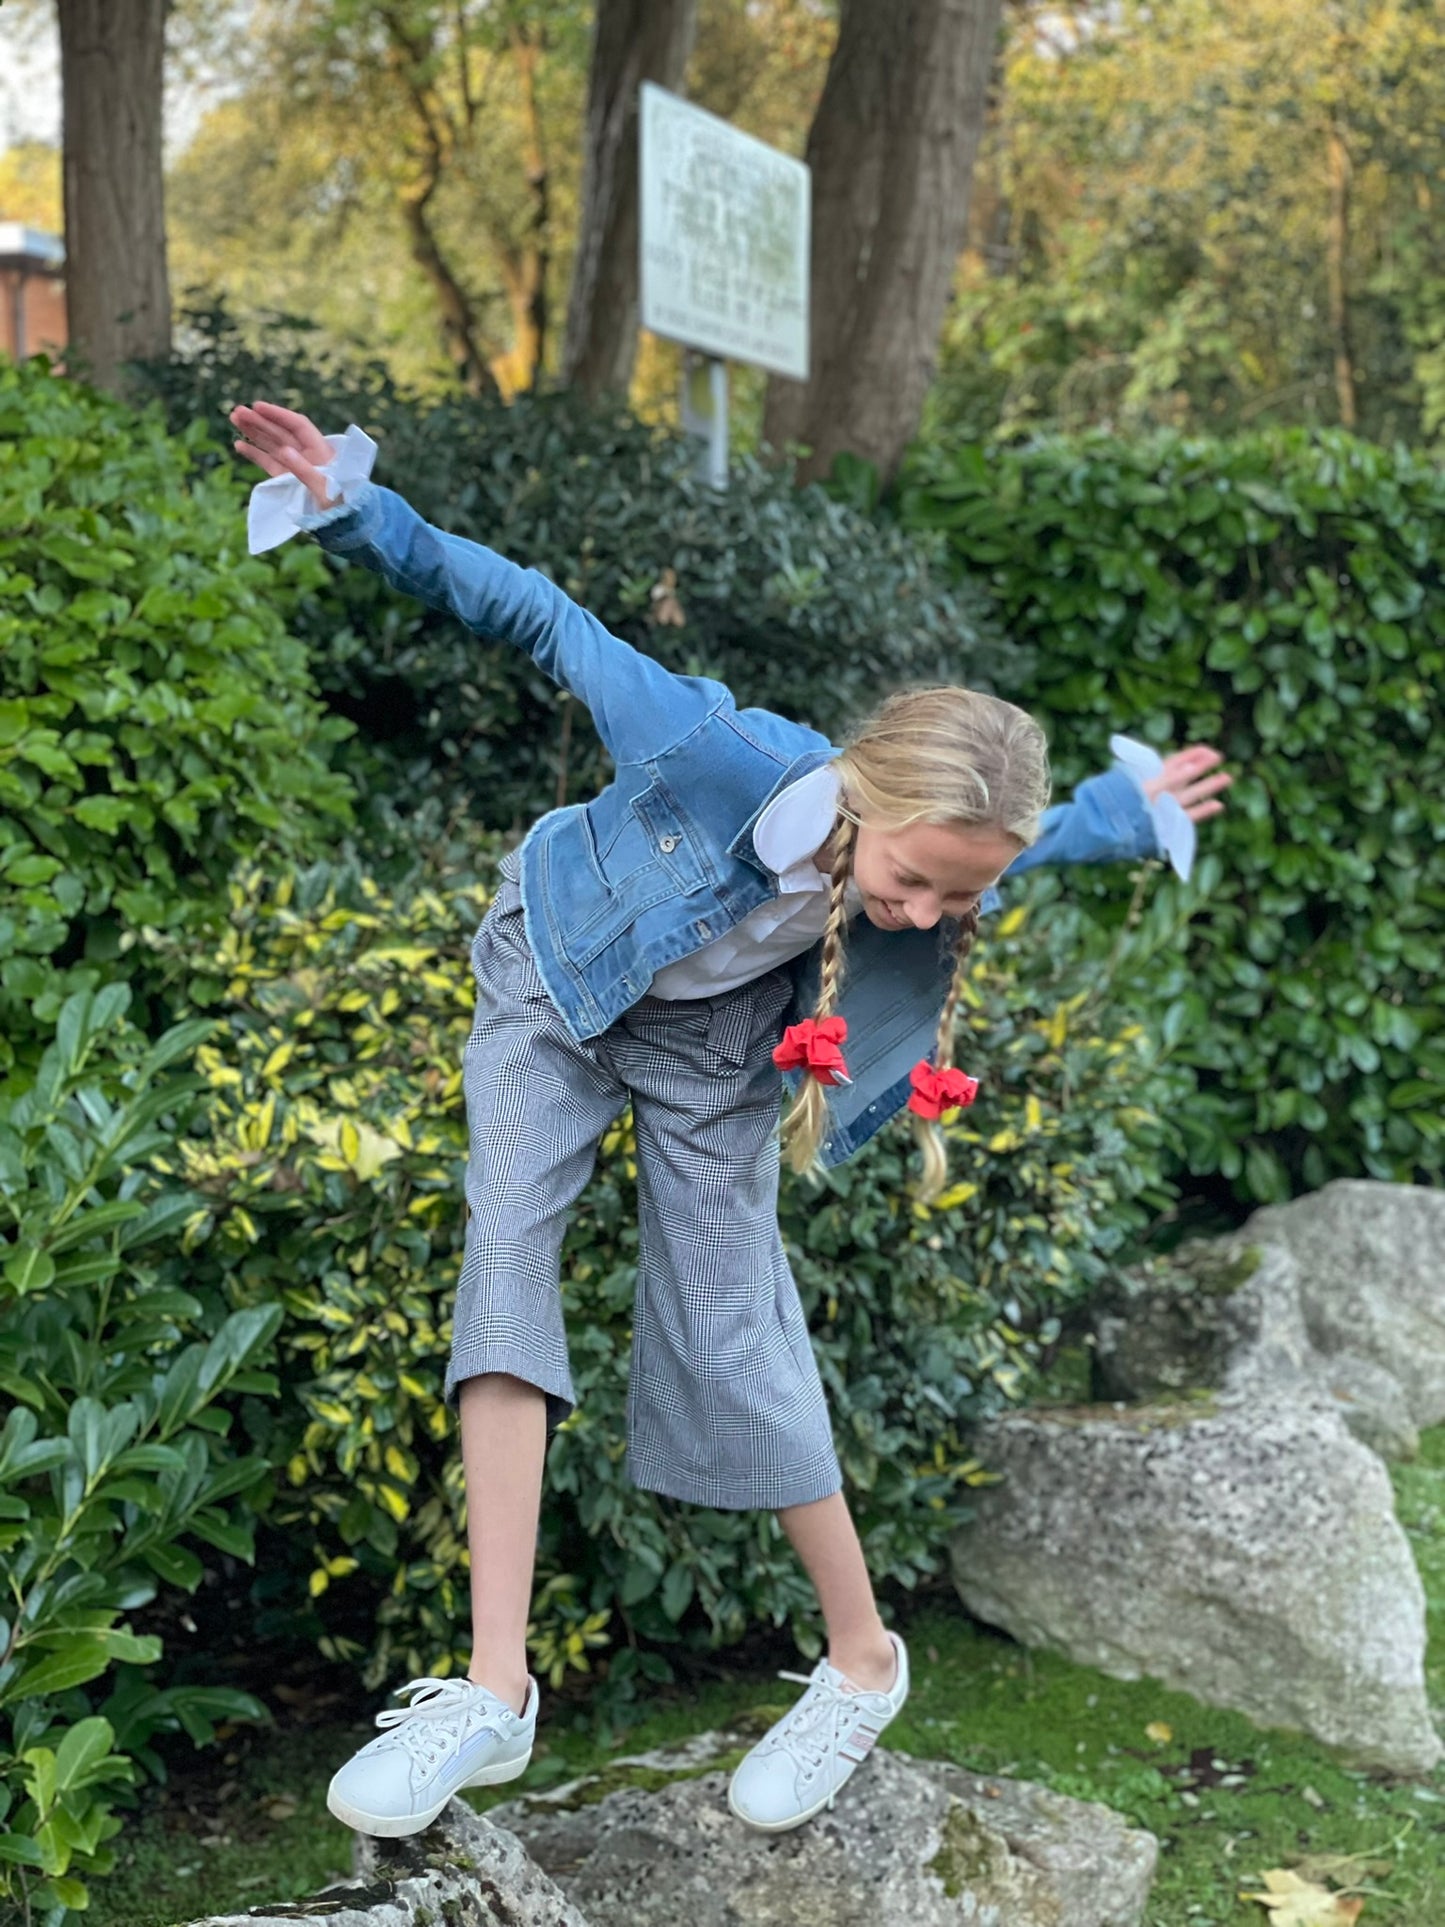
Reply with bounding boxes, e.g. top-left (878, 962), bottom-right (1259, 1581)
top-left (298, 480), bottom-right (730, 765)
top-left (980, 766), bottom-right (1162, 913)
